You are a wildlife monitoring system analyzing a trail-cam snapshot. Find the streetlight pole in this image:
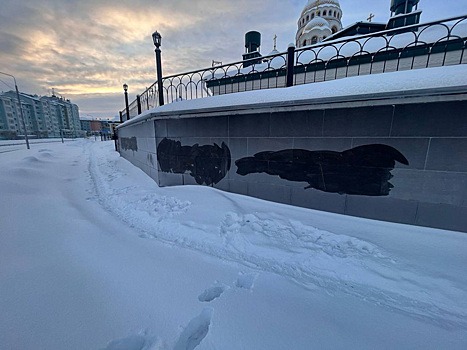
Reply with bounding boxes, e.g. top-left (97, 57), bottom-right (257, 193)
top-left (123, 83), bottom-right (130, 121)
top-left (152, 31), bottom-right (164, 107)
top-left (0, 71), bottom-right (30, 149)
